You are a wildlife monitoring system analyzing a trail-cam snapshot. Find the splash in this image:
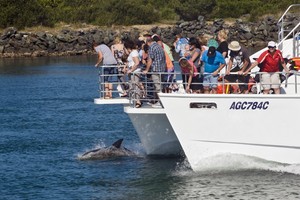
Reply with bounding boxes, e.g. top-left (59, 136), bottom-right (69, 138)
top-left (174, 153), bottom-right (300, 175)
